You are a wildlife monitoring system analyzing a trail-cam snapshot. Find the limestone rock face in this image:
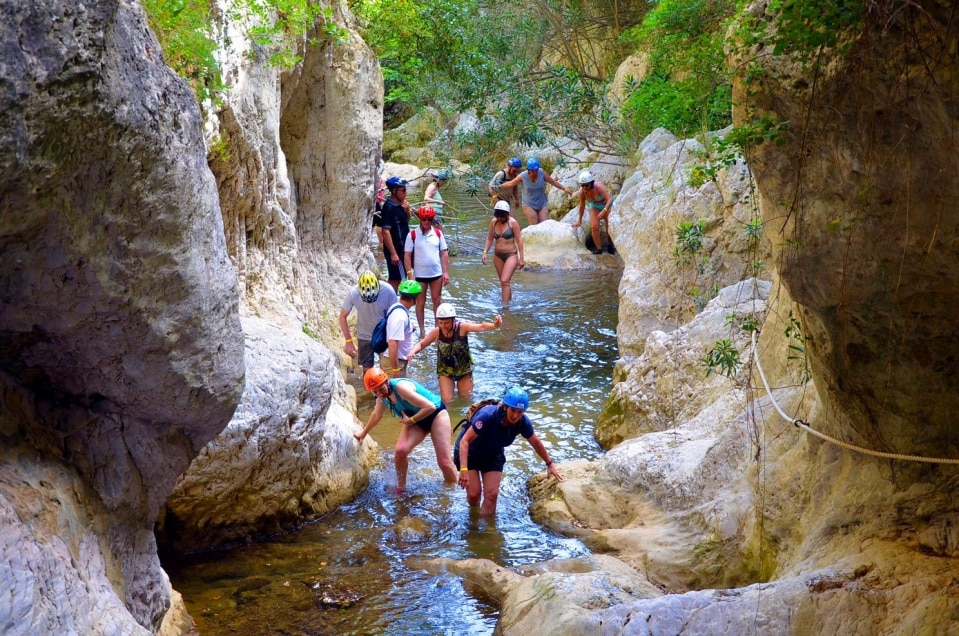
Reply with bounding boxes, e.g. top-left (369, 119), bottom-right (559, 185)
top-left (162, 317), bottom-right (377, 550)
top-left (595, 279), bottom-right (770, 448)
top-left (736, 1), bottom-right (959, 455)
top-left (0, 0), bottom-right (244, 631)
top-left (521, 220), bottom-right (622, 270)
top-left (609, 128), bottom-right (769, 358)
